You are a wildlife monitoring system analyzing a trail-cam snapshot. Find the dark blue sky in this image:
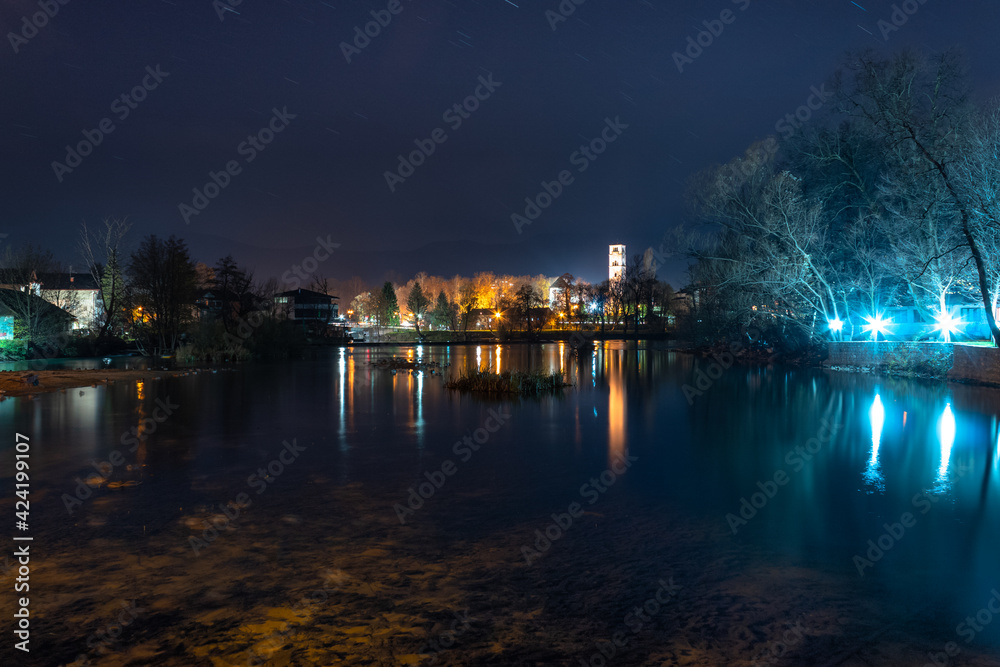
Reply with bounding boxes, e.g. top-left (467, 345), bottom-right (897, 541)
top-left (3, 0), bottom-right (999, 287)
